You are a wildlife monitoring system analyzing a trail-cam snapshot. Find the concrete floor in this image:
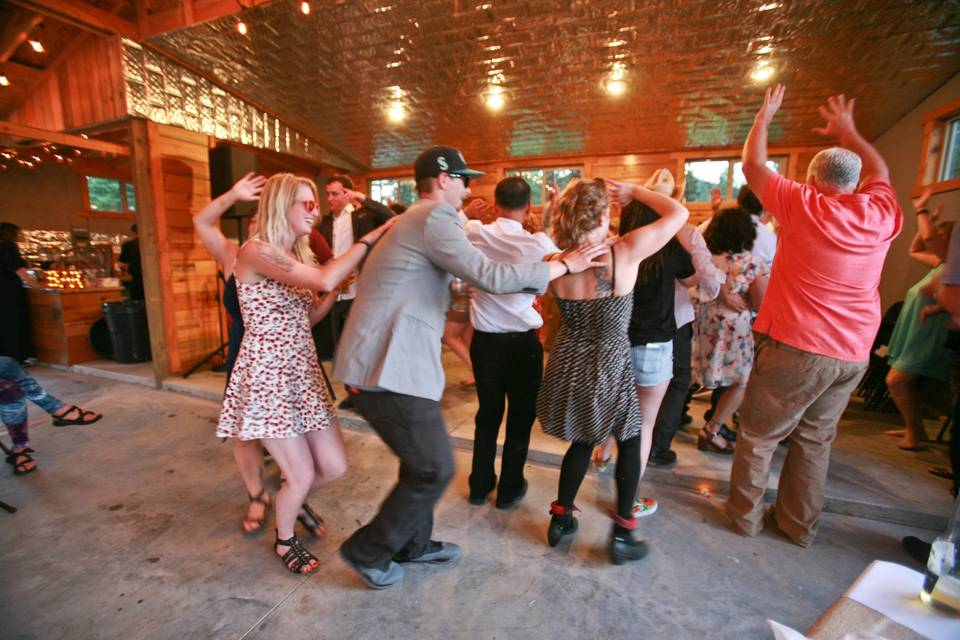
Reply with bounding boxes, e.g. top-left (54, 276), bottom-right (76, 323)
top-left (0, 366), bottom-right (944, 640)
